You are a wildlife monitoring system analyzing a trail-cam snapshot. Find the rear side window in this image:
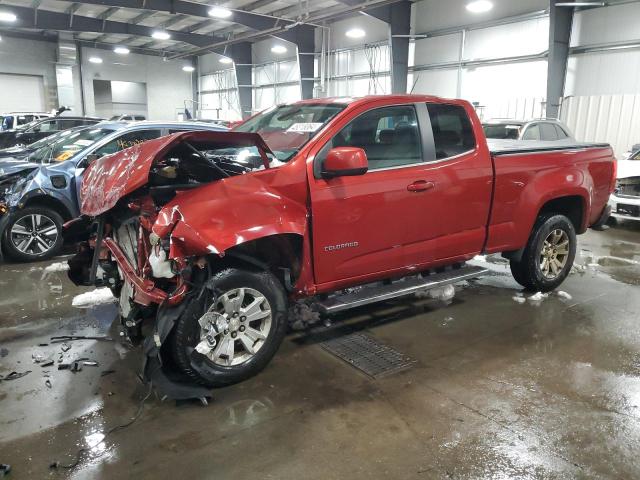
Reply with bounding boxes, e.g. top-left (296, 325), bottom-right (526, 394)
top-left (522, 125), bottom-right (540, 140)
top-left (539, 123), bottom-right (558, 141)
top-left (554, 124), bottom-right (568, 139)
top-left (426, 103), bottom-right (475, 159)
